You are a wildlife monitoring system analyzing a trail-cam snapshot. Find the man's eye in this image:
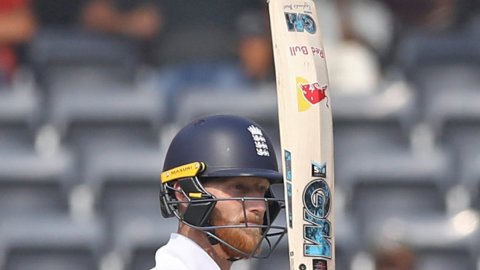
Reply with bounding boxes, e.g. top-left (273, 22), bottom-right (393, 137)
top-left (234, 184), bottom-right (247, 192)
